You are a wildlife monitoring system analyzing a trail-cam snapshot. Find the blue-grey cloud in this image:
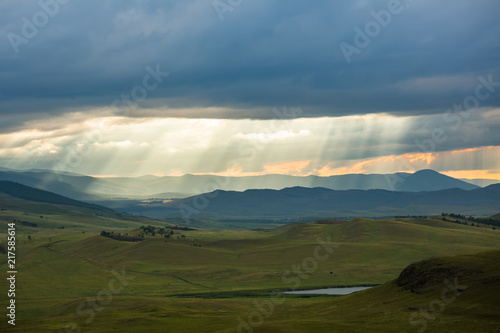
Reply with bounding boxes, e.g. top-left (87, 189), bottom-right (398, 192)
top-left (0, 0), bottom-right (500, 130)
